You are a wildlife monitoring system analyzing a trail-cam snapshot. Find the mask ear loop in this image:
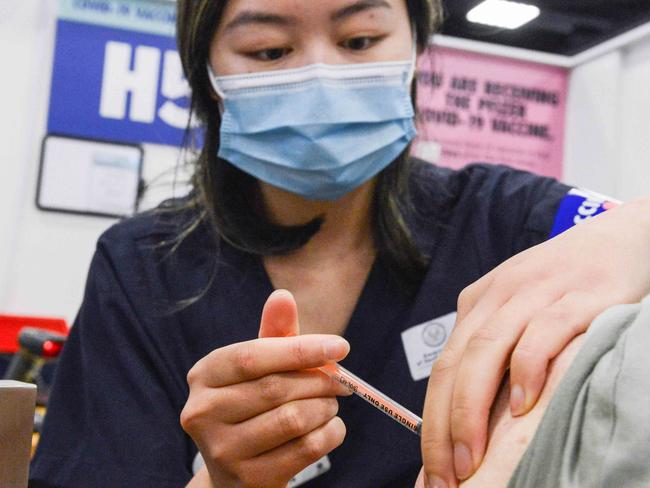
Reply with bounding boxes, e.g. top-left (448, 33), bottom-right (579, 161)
top-left (407, 23), bottom-right (419, 85)
top-left (206, 63), bottom-right (226, 114)
top-left (207, 63), bottom-right (228, 99)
